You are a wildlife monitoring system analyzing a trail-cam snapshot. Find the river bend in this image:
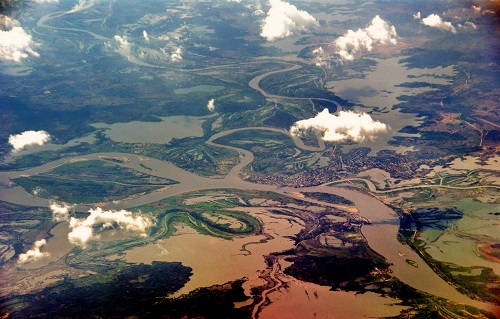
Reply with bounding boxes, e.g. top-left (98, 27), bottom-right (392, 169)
top-left (1, 127), bottom-right (498, 316)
